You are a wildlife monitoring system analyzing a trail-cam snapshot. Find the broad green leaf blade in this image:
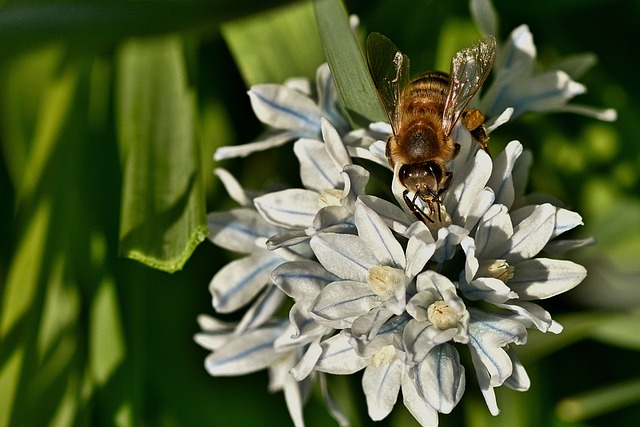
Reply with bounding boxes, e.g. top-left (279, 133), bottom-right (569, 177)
top-left (0, 0), bottom-right (296, 54)
top-left (314, 0), bottom-right (386, 127)
top-left (222, 1), bottom-right (324, 85)
top-left (116, 36), bottom-right (207, 273)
